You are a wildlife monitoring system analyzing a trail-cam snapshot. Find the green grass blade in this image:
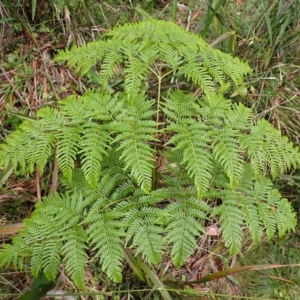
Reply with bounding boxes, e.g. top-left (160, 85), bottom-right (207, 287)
top-left (202, 0), bottom-right (226, 37)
